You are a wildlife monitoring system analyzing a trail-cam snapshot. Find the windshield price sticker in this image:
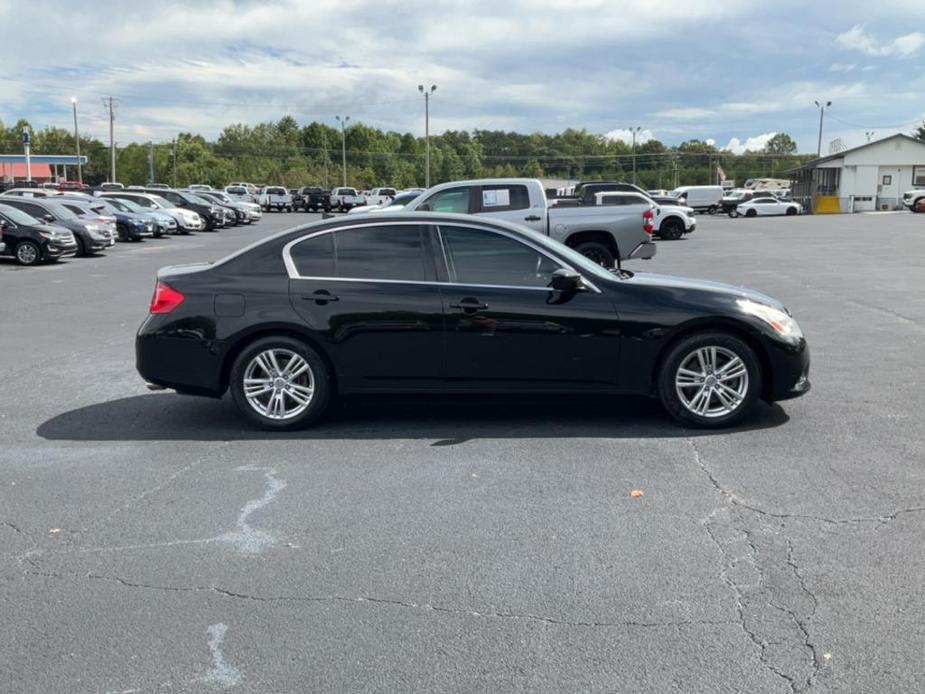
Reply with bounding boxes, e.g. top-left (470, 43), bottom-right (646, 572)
top-left (482, 189), bottom-right (510, 207)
